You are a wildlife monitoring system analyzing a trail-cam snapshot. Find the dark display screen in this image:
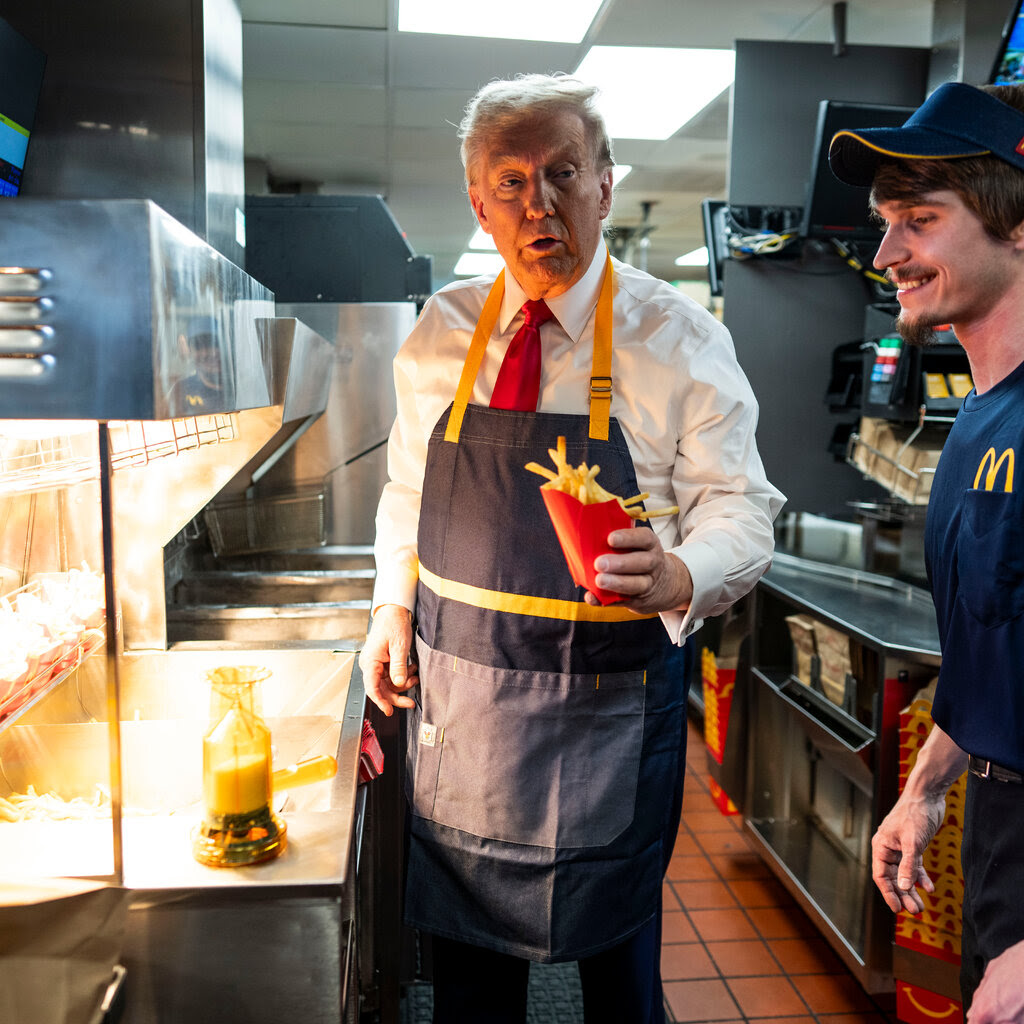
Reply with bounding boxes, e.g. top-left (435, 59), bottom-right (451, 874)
top-left (0, 17), bottom-right (46, 197)
top-left (801, 99), bottom-right (915, 242)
